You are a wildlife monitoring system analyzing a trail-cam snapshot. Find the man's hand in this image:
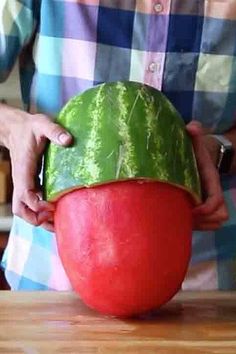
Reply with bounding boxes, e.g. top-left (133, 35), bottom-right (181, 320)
top-left (186, 121), bottom-right (228, 231)
top-left (1, 105), bottom-right (72, 232)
